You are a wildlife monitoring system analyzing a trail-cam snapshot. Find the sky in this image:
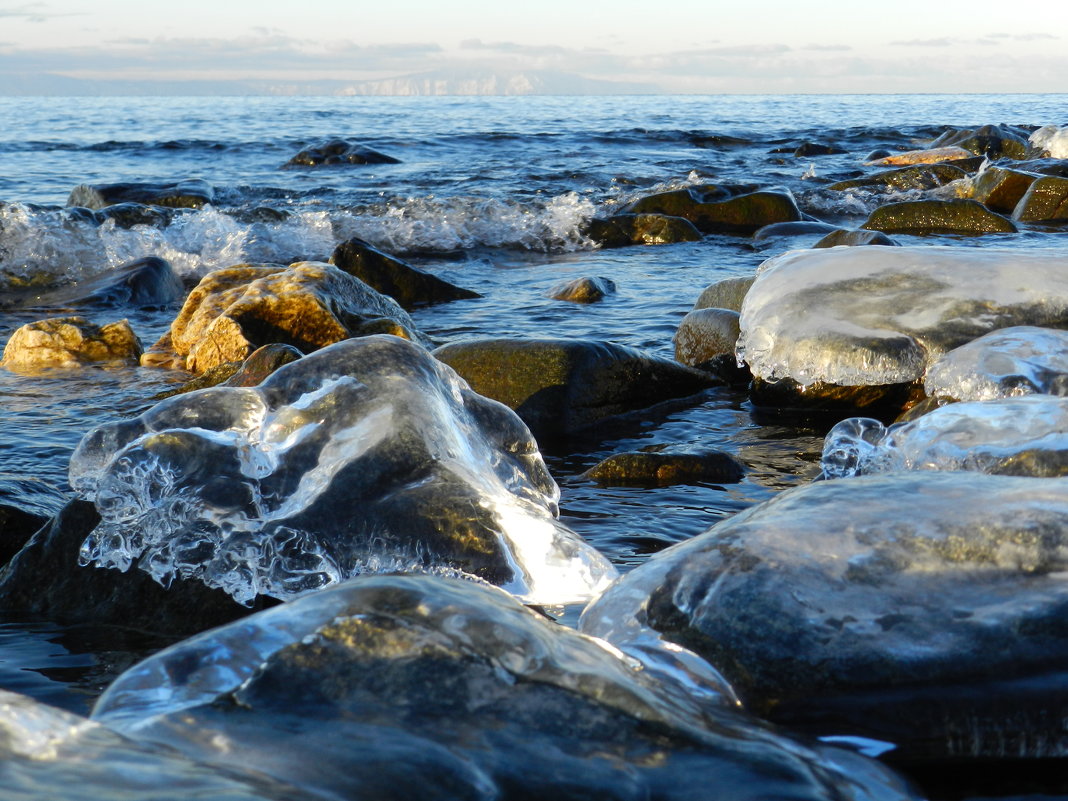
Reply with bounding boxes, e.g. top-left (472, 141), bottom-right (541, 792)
top-left (1, 0), bottom-right (1067, 93)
